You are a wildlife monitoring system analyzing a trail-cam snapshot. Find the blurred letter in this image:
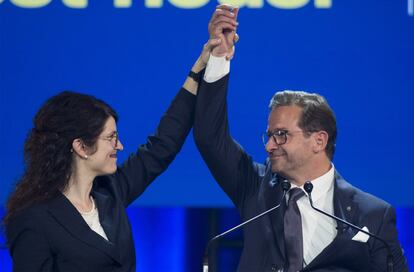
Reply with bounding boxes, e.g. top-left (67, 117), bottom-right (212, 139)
top-left (314, 0), bottom-right (331, 8)
top-left (146, 0), bottom-right (163, 8)
top-left (10, 0), bottom-right (51, 8)
top-left (115, 0), bottom-right (132, 8)
top-left (267, 0), bottom-right (309, 9)
top-left (62, 0), bottom-right (88, 8)
top-left (218, 0), bottom-right (263, 8)
top-left (169, 0), bottom-right (209, 9)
